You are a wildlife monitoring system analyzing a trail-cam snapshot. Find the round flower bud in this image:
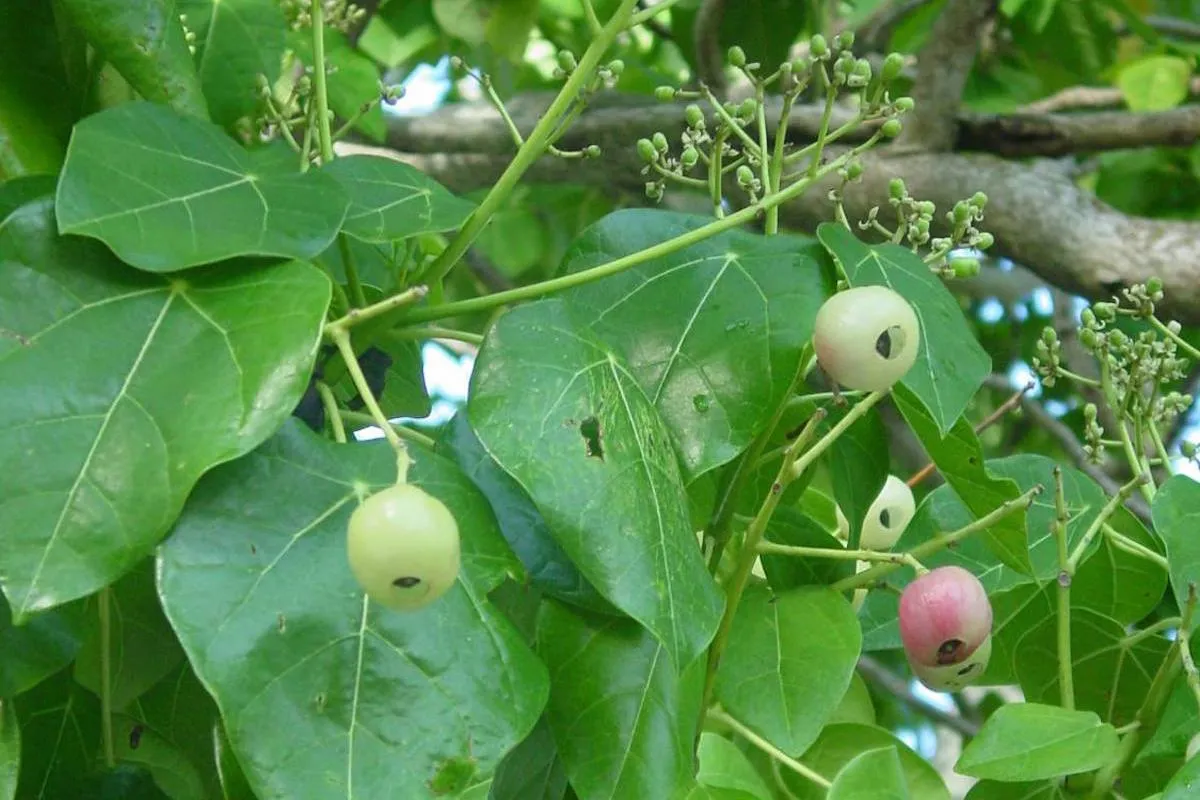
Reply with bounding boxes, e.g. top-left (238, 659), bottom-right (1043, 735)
top-left (881, 53), bottom-right (905, 82)
top-left (655, 86), bottom-right (677, 101)
top-left (881, 119), bottom-right (902, 138)
top-left (636, 138), bottom-right (658, 164)
top-left (835, 475), bottom-right (917, 551)
top-left (728, 45), bottom-right (746, 67)
top-left (899, 566), bottom-right (993, 692)
top-left (812, 286), bottom-right (921, 392)
top-left (810, 34), bottom-right (828, 57)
